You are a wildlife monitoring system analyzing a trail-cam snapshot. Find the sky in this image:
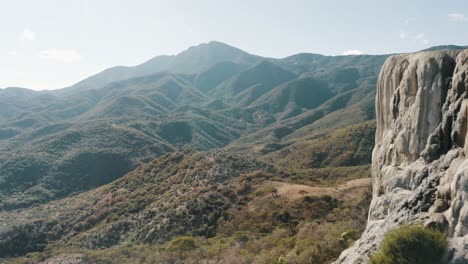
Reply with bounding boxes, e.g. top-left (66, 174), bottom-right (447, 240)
top-left (1, 0), bottom-right (468, 90)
